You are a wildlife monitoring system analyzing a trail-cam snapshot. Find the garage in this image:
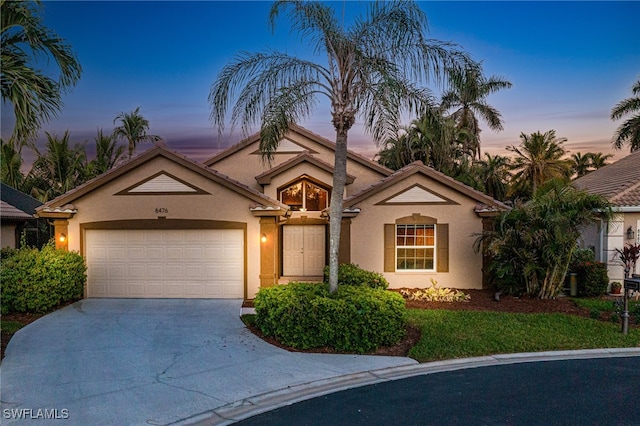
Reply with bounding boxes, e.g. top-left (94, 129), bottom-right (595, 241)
top-left (86, 229), bottom-right (244, 298)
